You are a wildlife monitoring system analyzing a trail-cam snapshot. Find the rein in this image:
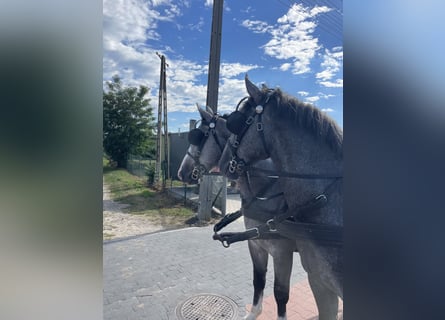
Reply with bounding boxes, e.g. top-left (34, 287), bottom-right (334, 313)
top-left (213, 177), bottom-right (342, 248)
